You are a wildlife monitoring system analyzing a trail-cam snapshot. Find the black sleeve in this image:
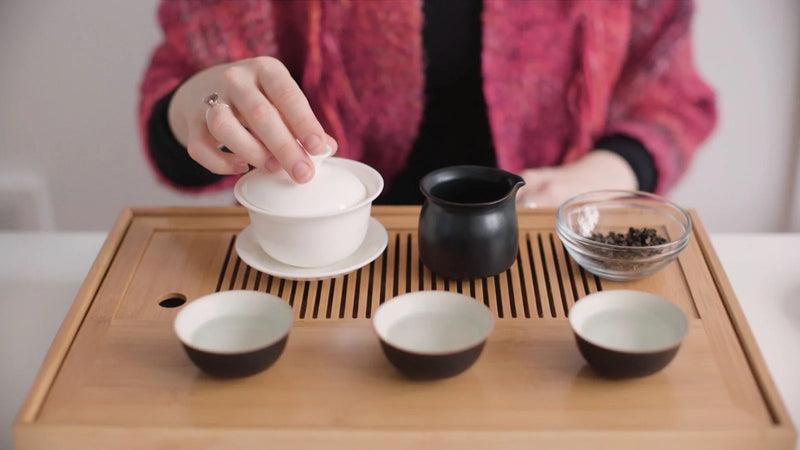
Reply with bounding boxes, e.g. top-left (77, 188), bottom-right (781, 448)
top-left (147, 86), bottom-right (225, 188)
top-left (593, 134), bottom-right (657, 193)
